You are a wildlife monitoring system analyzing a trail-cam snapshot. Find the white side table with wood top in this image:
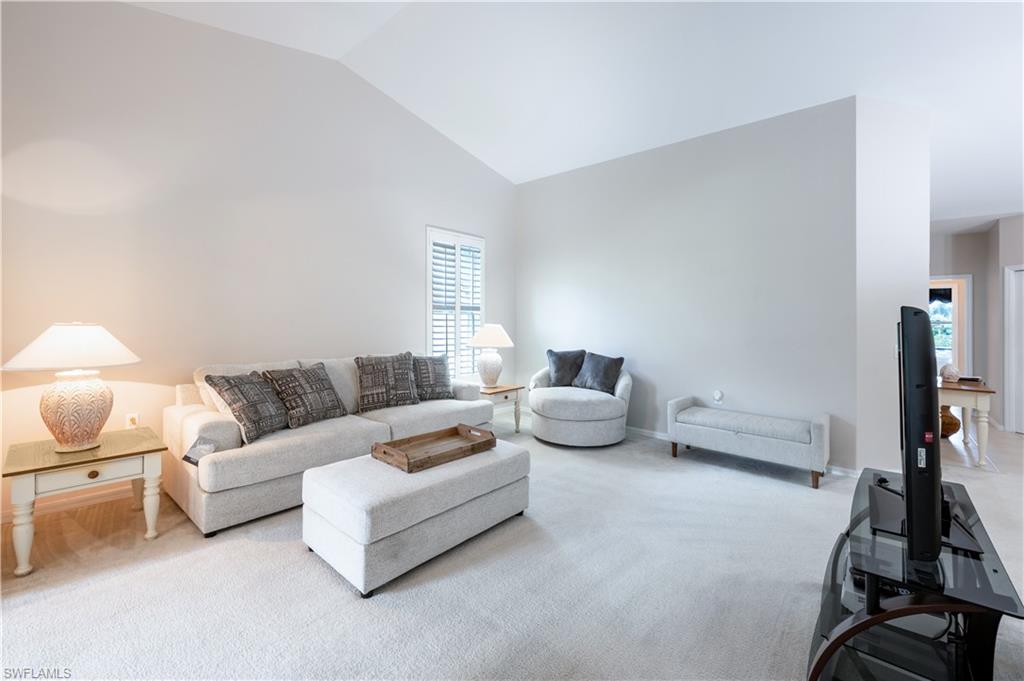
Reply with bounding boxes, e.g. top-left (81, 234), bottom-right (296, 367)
top-left (479, 384), bottom-right (525, 433)
top-left (939, 380), bottom-right (996, 466)
top-left (3, 427), bottom-right (165, 576)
